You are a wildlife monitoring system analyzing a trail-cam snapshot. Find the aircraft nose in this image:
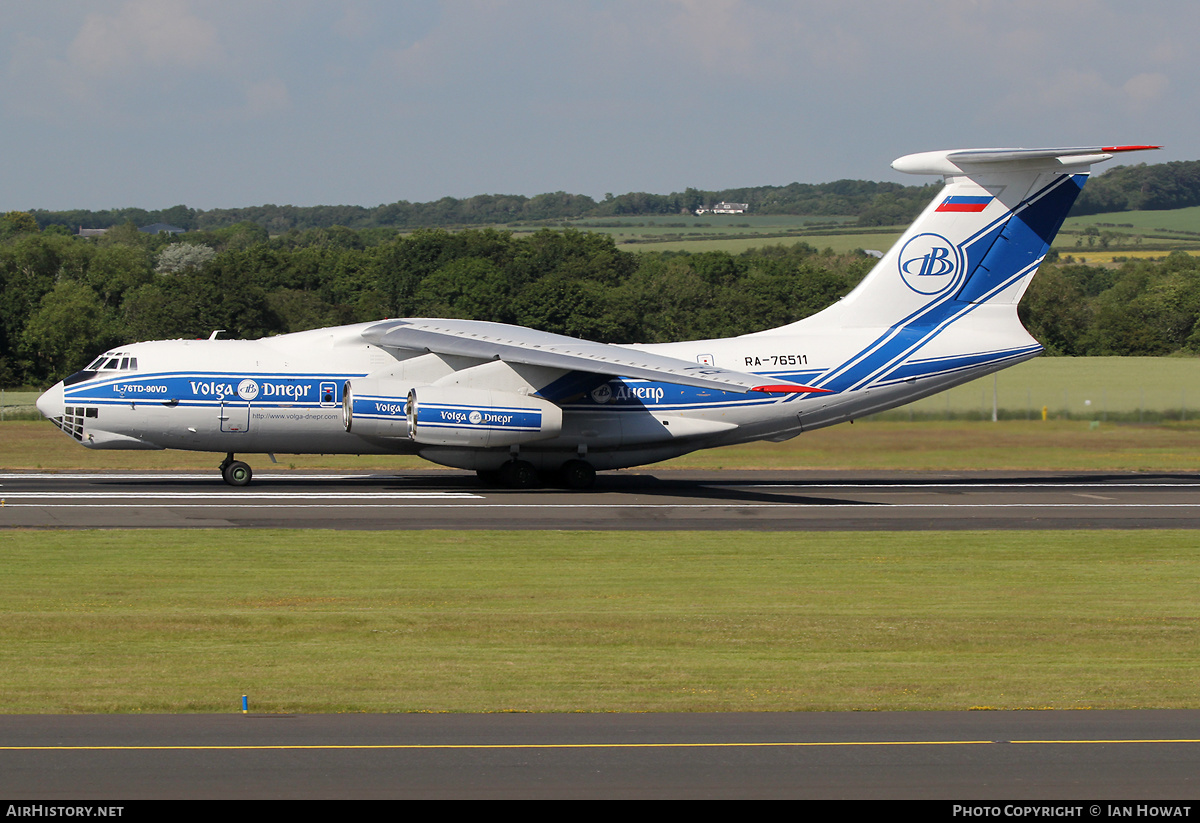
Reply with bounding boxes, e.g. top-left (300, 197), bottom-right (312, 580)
top-left (36, 382), bottom-right (65, 420)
